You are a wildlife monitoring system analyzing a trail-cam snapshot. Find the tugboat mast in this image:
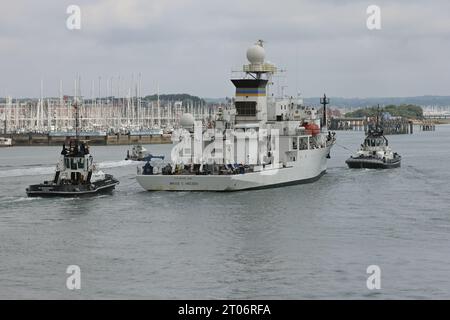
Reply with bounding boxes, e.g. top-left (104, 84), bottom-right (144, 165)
top-left (74, 76), bottom-right (81, 141)
top-left (74, 99), bottom-right (80, 140)
top-left (375, 104), bottom-right (383, 134)
top-left (377, 104), bottom-right (381, 129)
